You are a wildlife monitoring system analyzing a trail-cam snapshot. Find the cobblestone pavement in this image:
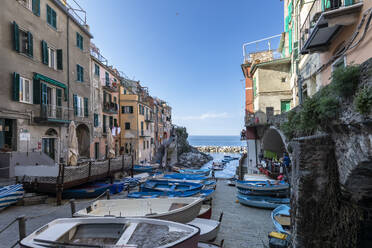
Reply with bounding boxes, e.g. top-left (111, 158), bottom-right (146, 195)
top-left (211, 179), bottom-right (273, 248)
top-left (0, 180), bottom-right (273, 248)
